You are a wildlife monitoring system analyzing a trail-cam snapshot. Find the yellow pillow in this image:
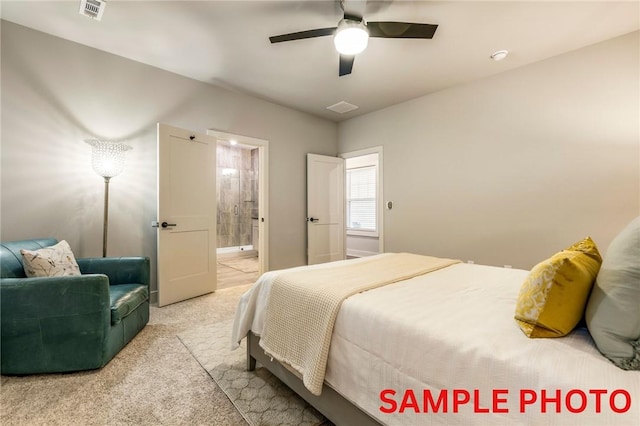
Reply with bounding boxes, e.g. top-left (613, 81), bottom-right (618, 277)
top-left (515, 237), bottom-right (602, 338)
